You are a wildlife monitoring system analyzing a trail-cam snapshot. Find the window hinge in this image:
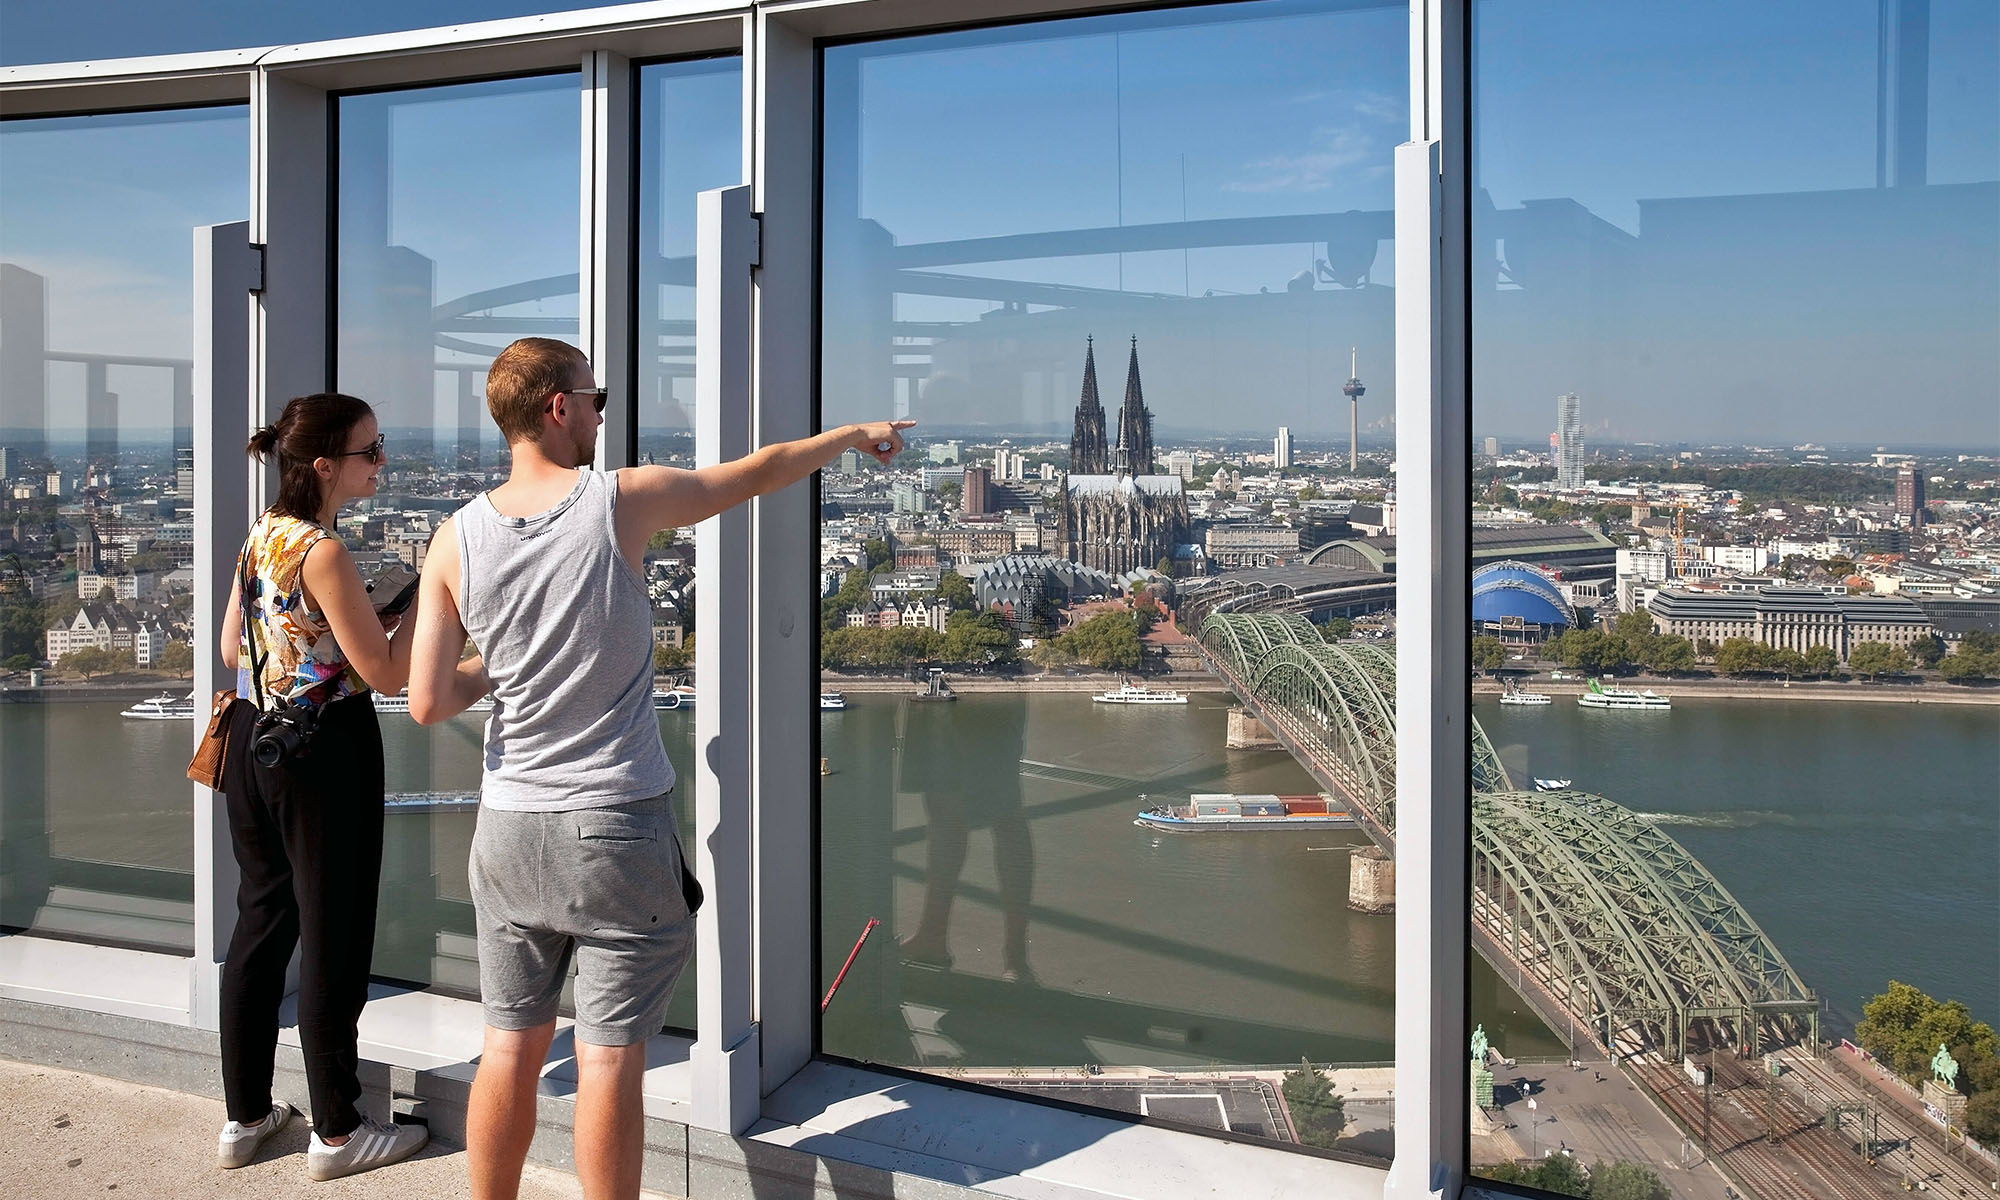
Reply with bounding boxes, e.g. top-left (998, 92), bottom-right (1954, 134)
top-left (746, 212), bottom-right (762, 270)
top-left (247, 243), bottom-right (267, 294)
